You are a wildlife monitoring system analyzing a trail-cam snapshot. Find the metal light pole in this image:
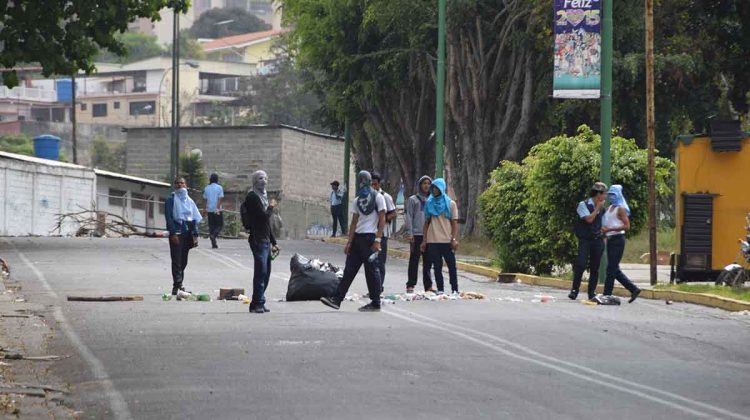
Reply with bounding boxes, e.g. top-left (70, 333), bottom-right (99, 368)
top-left (71, 73), bottom-right (77, 164)
top-left (343, 118), bottom-right (351, 225)
top-left (598, 0), bottom-right (613, 283)
top-left (434, 0), bottom-right (446, 179)
top-left (170, 8), bottom-right (180, 183)
top-left (645, 0), bottom-right (657, 285)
